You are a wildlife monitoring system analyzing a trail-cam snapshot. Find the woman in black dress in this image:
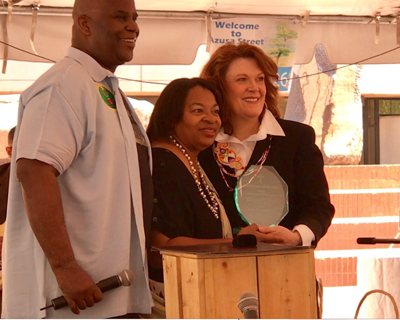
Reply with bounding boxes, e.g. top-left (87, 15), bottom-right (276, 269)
top-left (146, 78), bottom-right (268, 316)
top-left (146, 78), bottom-right (265, 279)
